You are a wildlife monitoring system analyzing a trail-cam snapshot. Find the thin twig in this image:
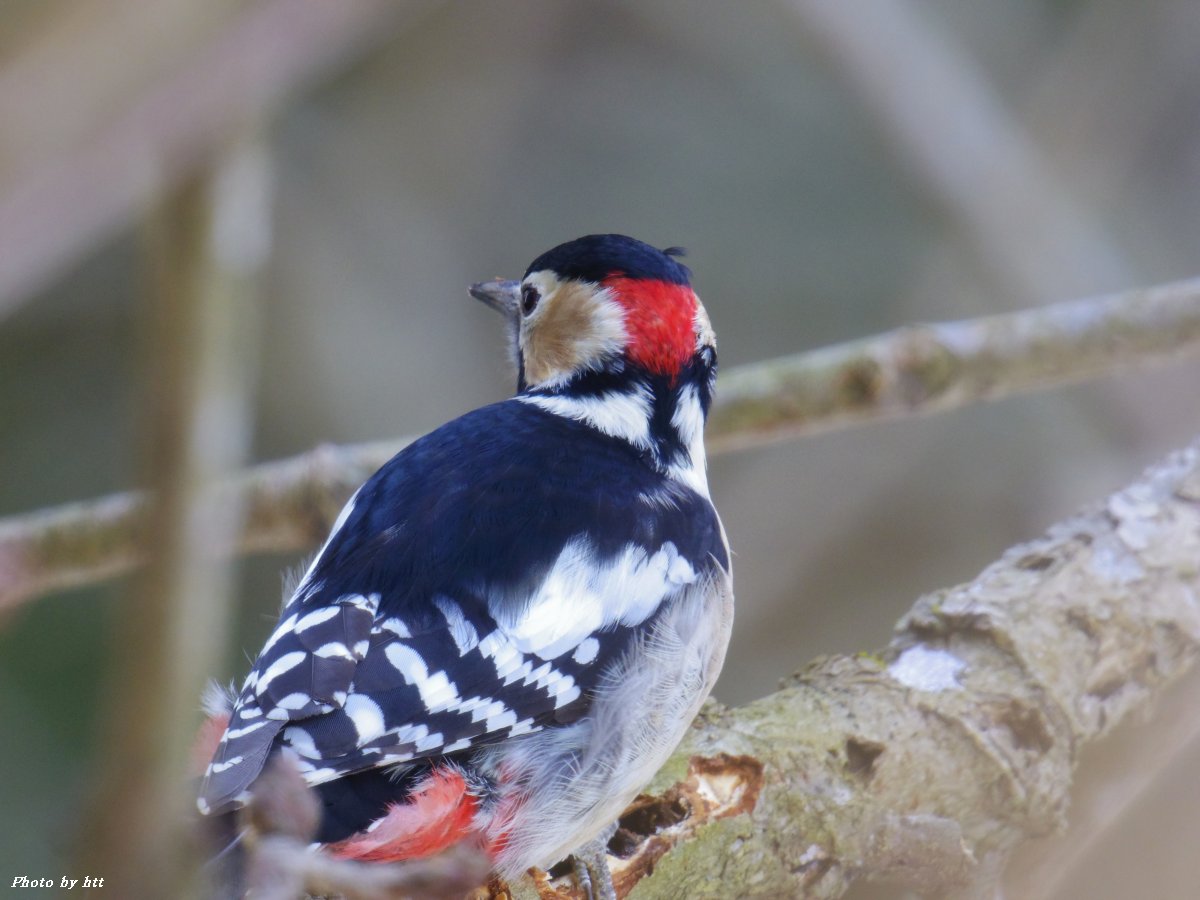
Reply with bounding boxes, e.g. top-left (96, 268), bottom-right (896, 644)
top-left (706, 275), bottom-right (1200, 451)
top-left (1, 277), bottom-right (1199, 609)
